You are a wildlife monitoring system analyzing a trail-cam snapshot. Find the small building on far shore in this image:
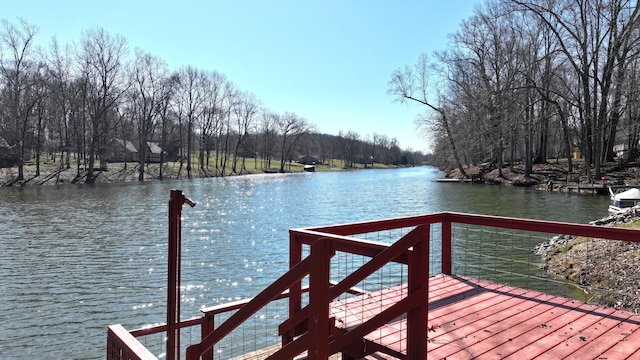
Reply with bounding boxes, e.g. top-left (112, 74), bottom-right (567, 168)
top-left (107, 139), bottom-right (167, 163)
top-left (108, 139), bottom-right (138, 162)
top-left (146, 142), bottom-right (163, 163)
